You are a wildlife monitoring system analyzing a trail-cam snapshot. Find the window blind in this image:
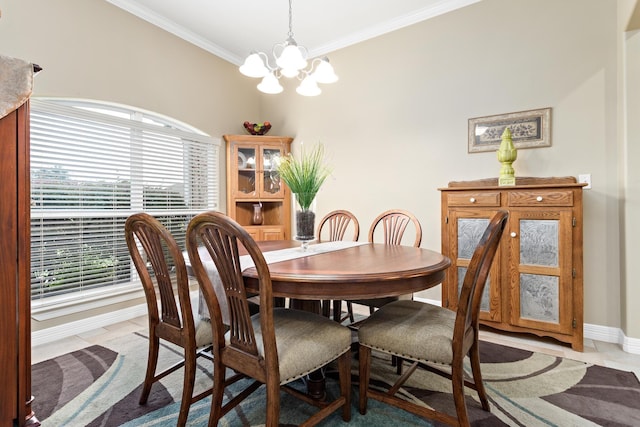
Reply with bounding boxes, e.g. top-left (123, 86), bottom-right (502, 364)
top-left (29, 98), bottom-right (219, 303)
